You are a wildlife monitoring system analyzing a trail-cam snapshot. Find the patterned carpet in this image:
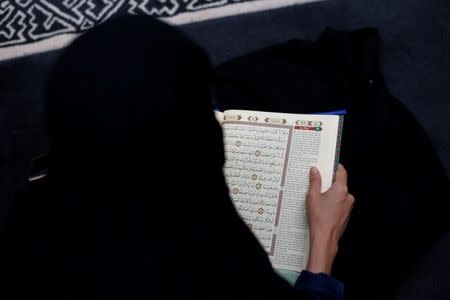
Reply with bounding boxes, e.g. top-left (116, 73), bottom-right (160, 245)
top-left (0, 0), bottom-right (318, 61)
